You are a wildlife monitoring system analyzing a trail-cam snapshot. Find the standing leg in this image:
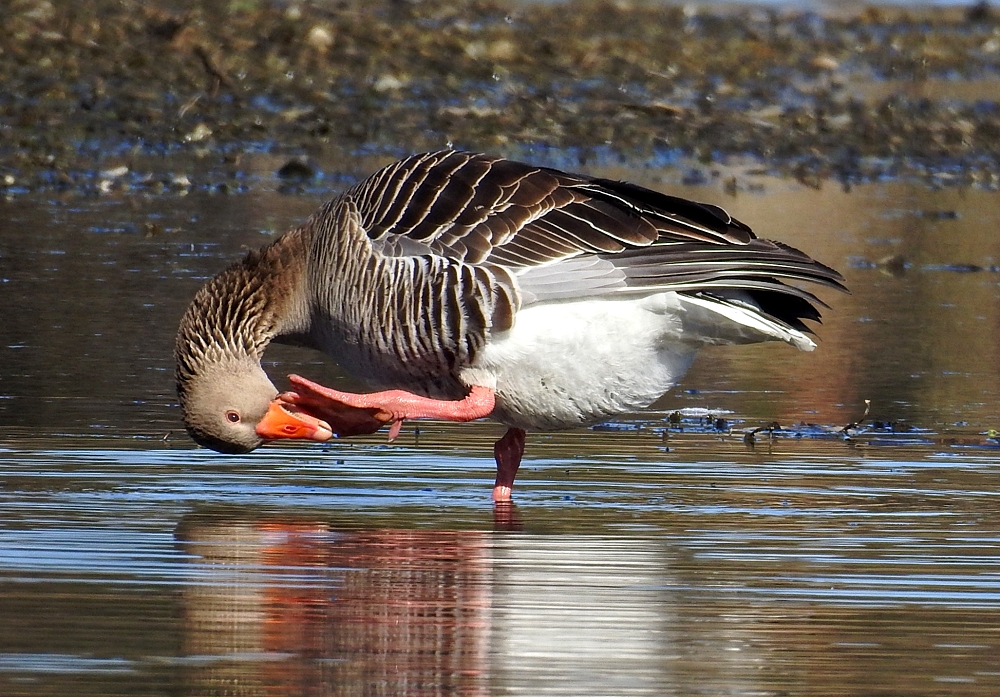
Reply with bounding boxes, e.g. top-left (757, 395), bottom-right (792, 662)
top-left (492, 427), bottom-right (526, 503)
